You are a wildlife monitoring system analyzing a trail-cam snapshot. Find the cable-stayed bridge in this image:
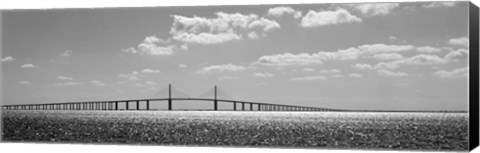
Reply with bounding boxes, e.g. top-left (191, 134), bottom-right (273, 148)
top-left (1, 84), bottom-right (343, 112)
